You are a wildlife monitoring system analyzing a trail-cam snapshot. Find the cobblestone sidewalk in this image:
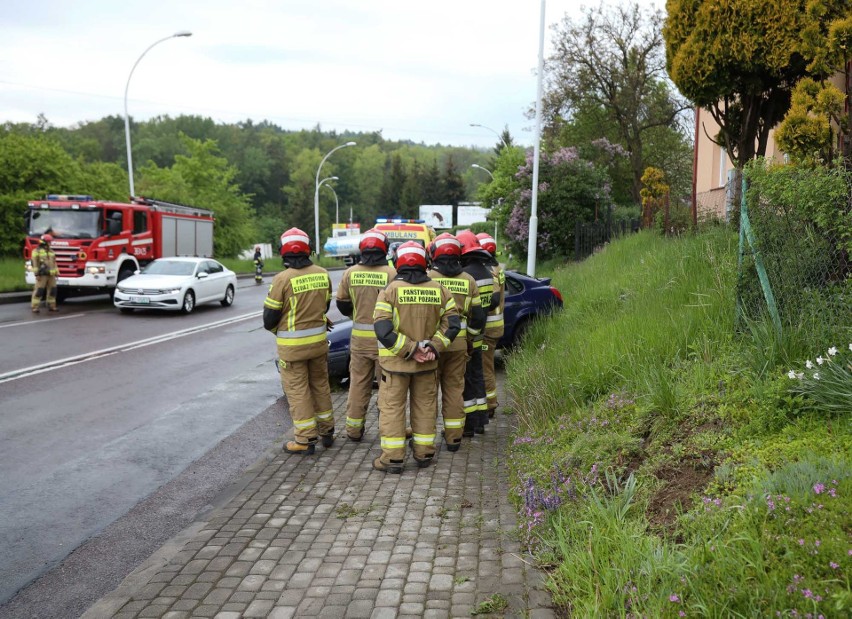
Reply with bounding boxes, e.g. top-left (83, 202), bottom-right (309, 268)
top-left (85, 370), bottom-right (554, 618)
